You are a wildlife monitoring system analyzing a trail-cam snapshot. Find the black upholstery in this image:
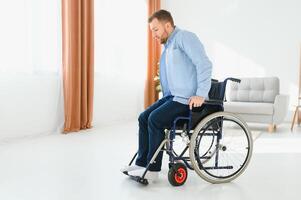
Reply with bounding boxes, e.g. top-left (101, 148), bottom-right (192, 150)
top-left (190, 104), bottom-right (223, 129)
top-left (208, 79), bottom-right (226, 101)
top-left (174, 79), bottom-right (226, 130)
